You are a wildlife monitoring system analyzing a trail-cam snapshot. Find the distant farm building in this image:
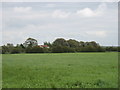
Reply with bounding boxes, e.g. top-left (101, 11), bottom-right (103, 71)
top-left (38, 45), bottom-right (49, 48)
